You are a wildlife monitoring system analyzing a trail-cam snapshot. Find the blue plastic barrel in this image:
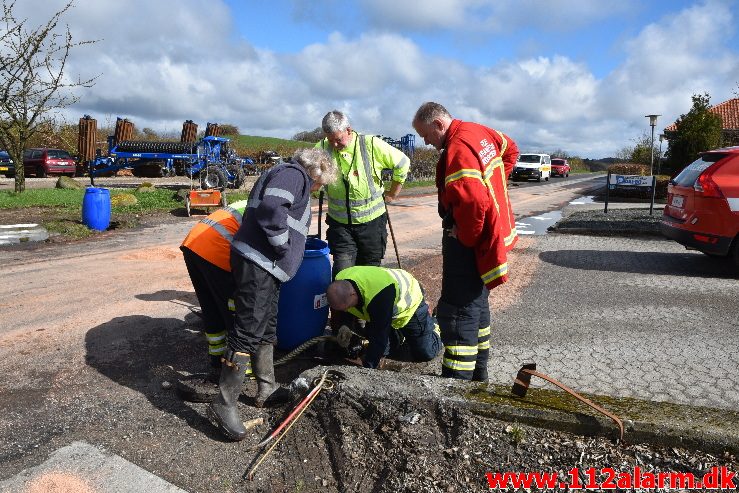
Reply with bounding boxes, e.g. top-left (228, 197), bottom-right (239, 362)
top-left (82, 187), bottom-right (111, 231)
top-left (276, 238), bottom-right (331, 350)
